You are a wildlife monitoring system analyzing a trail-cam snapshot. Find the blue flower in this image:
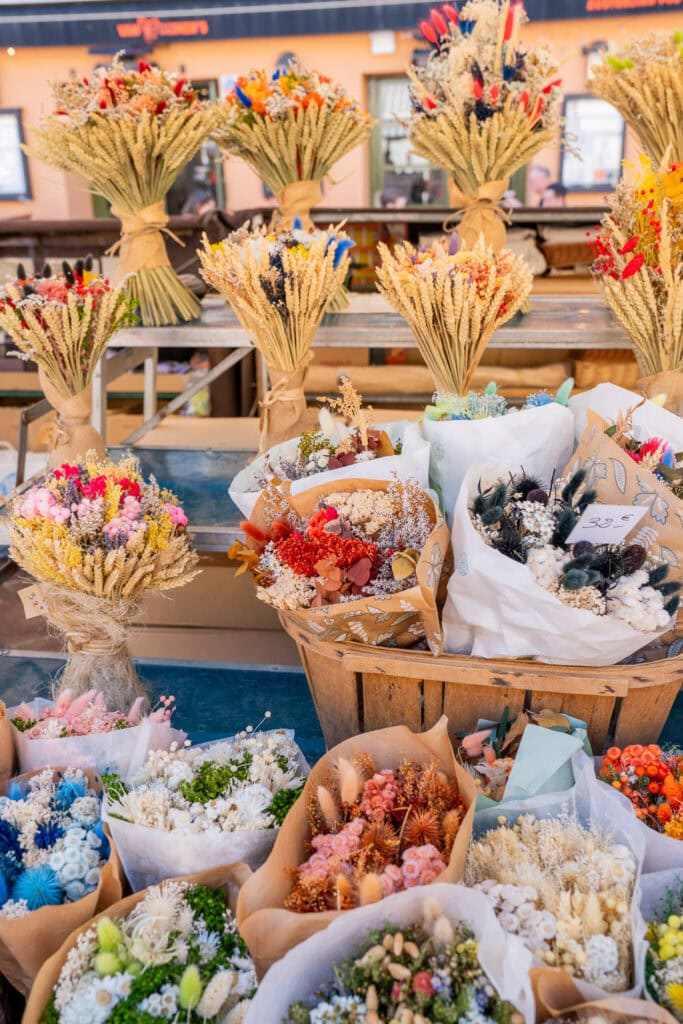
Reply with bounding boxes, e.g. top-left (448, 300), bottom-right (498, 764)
top-left (35, 819), bottom-right (65, 850)
top-left (272, 68), bottom-right (281, 81)
top-left (234, 85), bottom-right (252, 108)
top-left (12, 865), bottom-right (64, 911)
top-left (661, 447), bottom-right (676, 469)
top-left (525, 391), bottom-right (553, 408)
top-left (293, 216), bottom-right (303, 231)
top-left (0, 872), bottom-right (7, 908)
top-left (460, 19), bottom-right (475, 33)
top-left (0, 820), bottom-right (22, 859)
top-left (55, 778), bottom-right (86, 811)
top-left (89, 820), bottom-right (110, 860)
top-left (332, 239), bottom-right (355, 269)
top-left (5, 781), bottom-right (25, 802)
top-left (0, 853), bottom-right (22, 885)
